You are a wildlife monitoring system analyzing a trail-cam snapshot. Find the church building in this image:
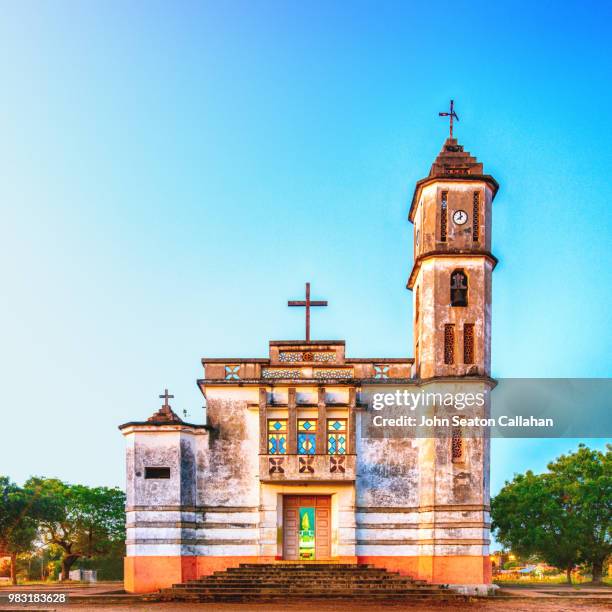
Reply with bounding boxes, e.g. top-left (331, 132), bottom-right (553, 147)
top-left (120, 128), bottom-right (499, 594)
